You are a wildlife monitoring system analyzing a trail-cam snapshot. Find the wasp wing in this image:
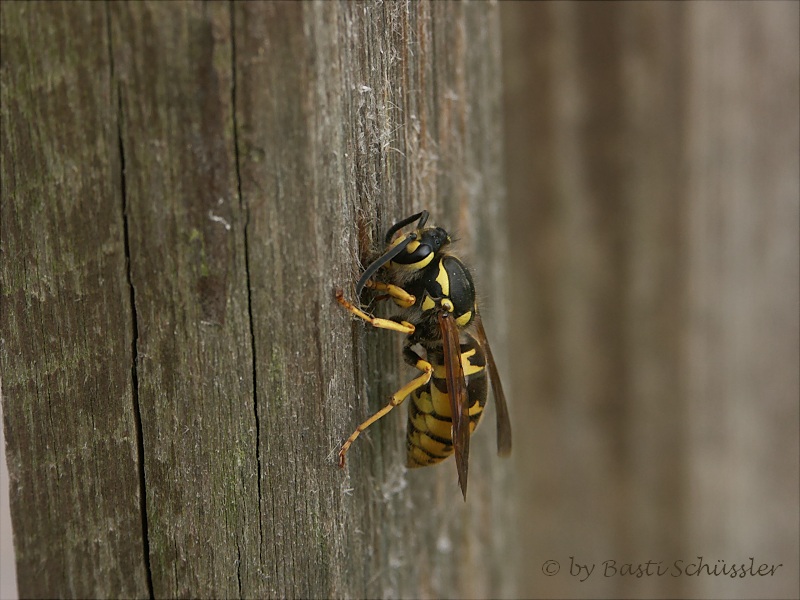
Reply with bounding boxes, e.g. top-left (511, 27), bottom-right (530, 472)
top-left (438, 310), bottom-right (470, 500)
top-left (474, 310), bottom-right (512, 456)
